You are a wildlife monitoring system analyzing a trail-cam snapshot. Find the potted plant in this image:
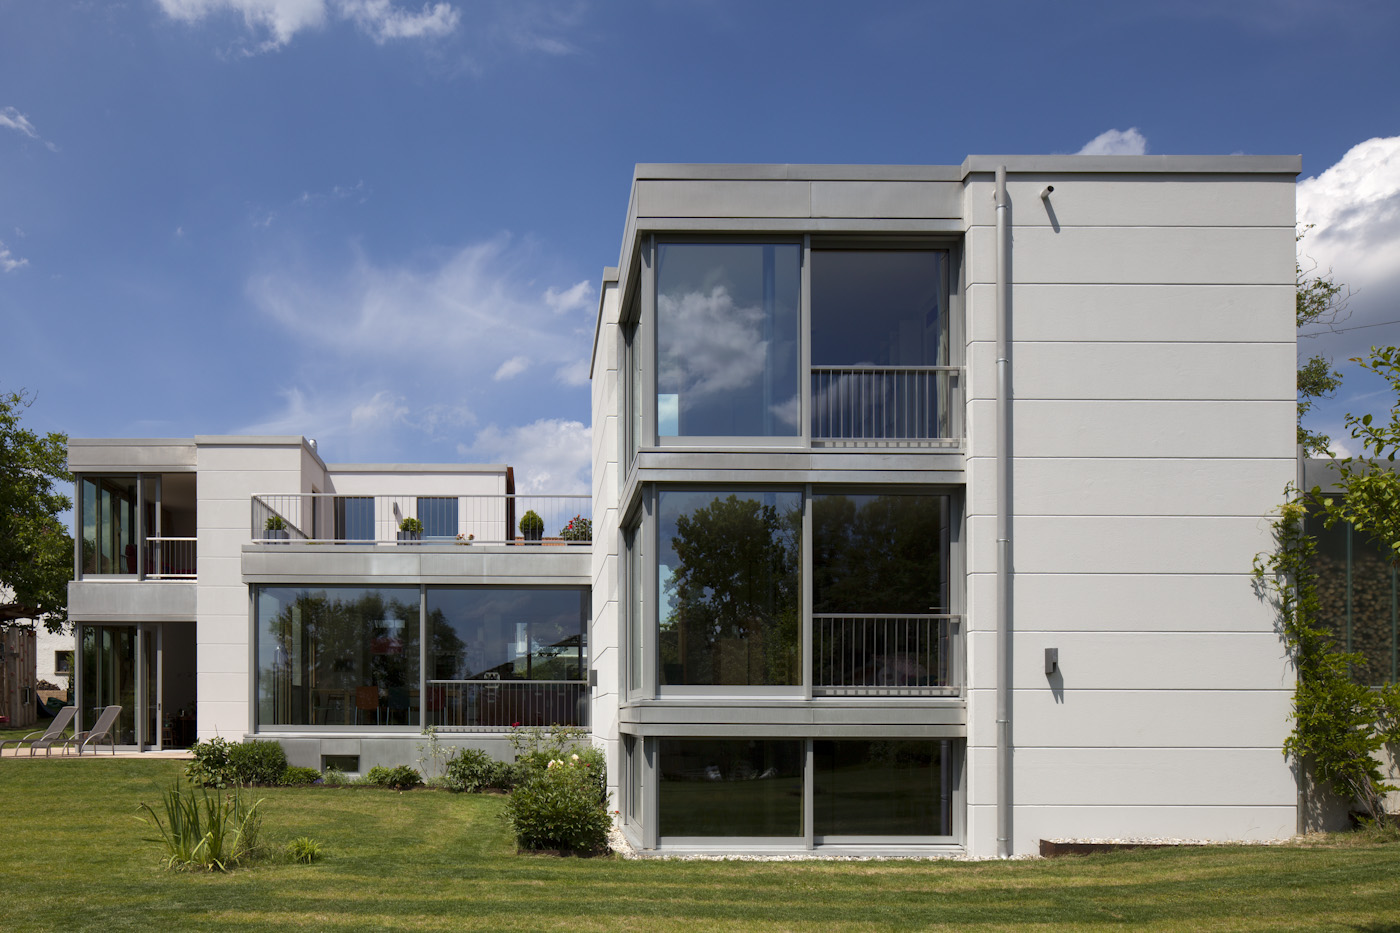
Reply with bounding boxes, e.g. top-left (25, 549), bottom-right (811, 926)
top-left (559, 515), bottom-right (592, 543)
top-left (519, 510), bottom-right (544, 543)
top-left (264, 514), bottom-right (289, 543)
top-left (456, 533), bottom-right (474, 546)
top-left (398, 516), bottom-right (423, 544)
